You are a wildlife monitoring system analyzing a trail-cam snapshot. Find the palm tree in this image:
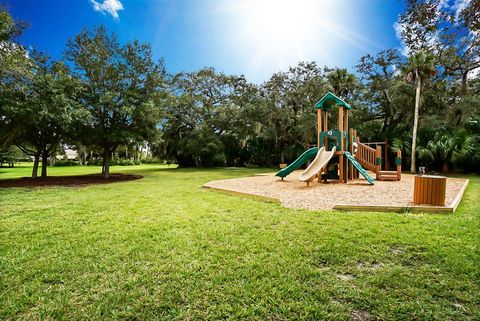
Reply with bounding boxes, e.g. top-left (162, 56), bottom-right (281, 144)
top-left (403, 51), bottom-right (436, 173)
top-left (452, 131), bottom-right (480, 173)
top-left (326, 68), bottom-right (357, 98)
top-left (417, 134), bottom-right (459, 173)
